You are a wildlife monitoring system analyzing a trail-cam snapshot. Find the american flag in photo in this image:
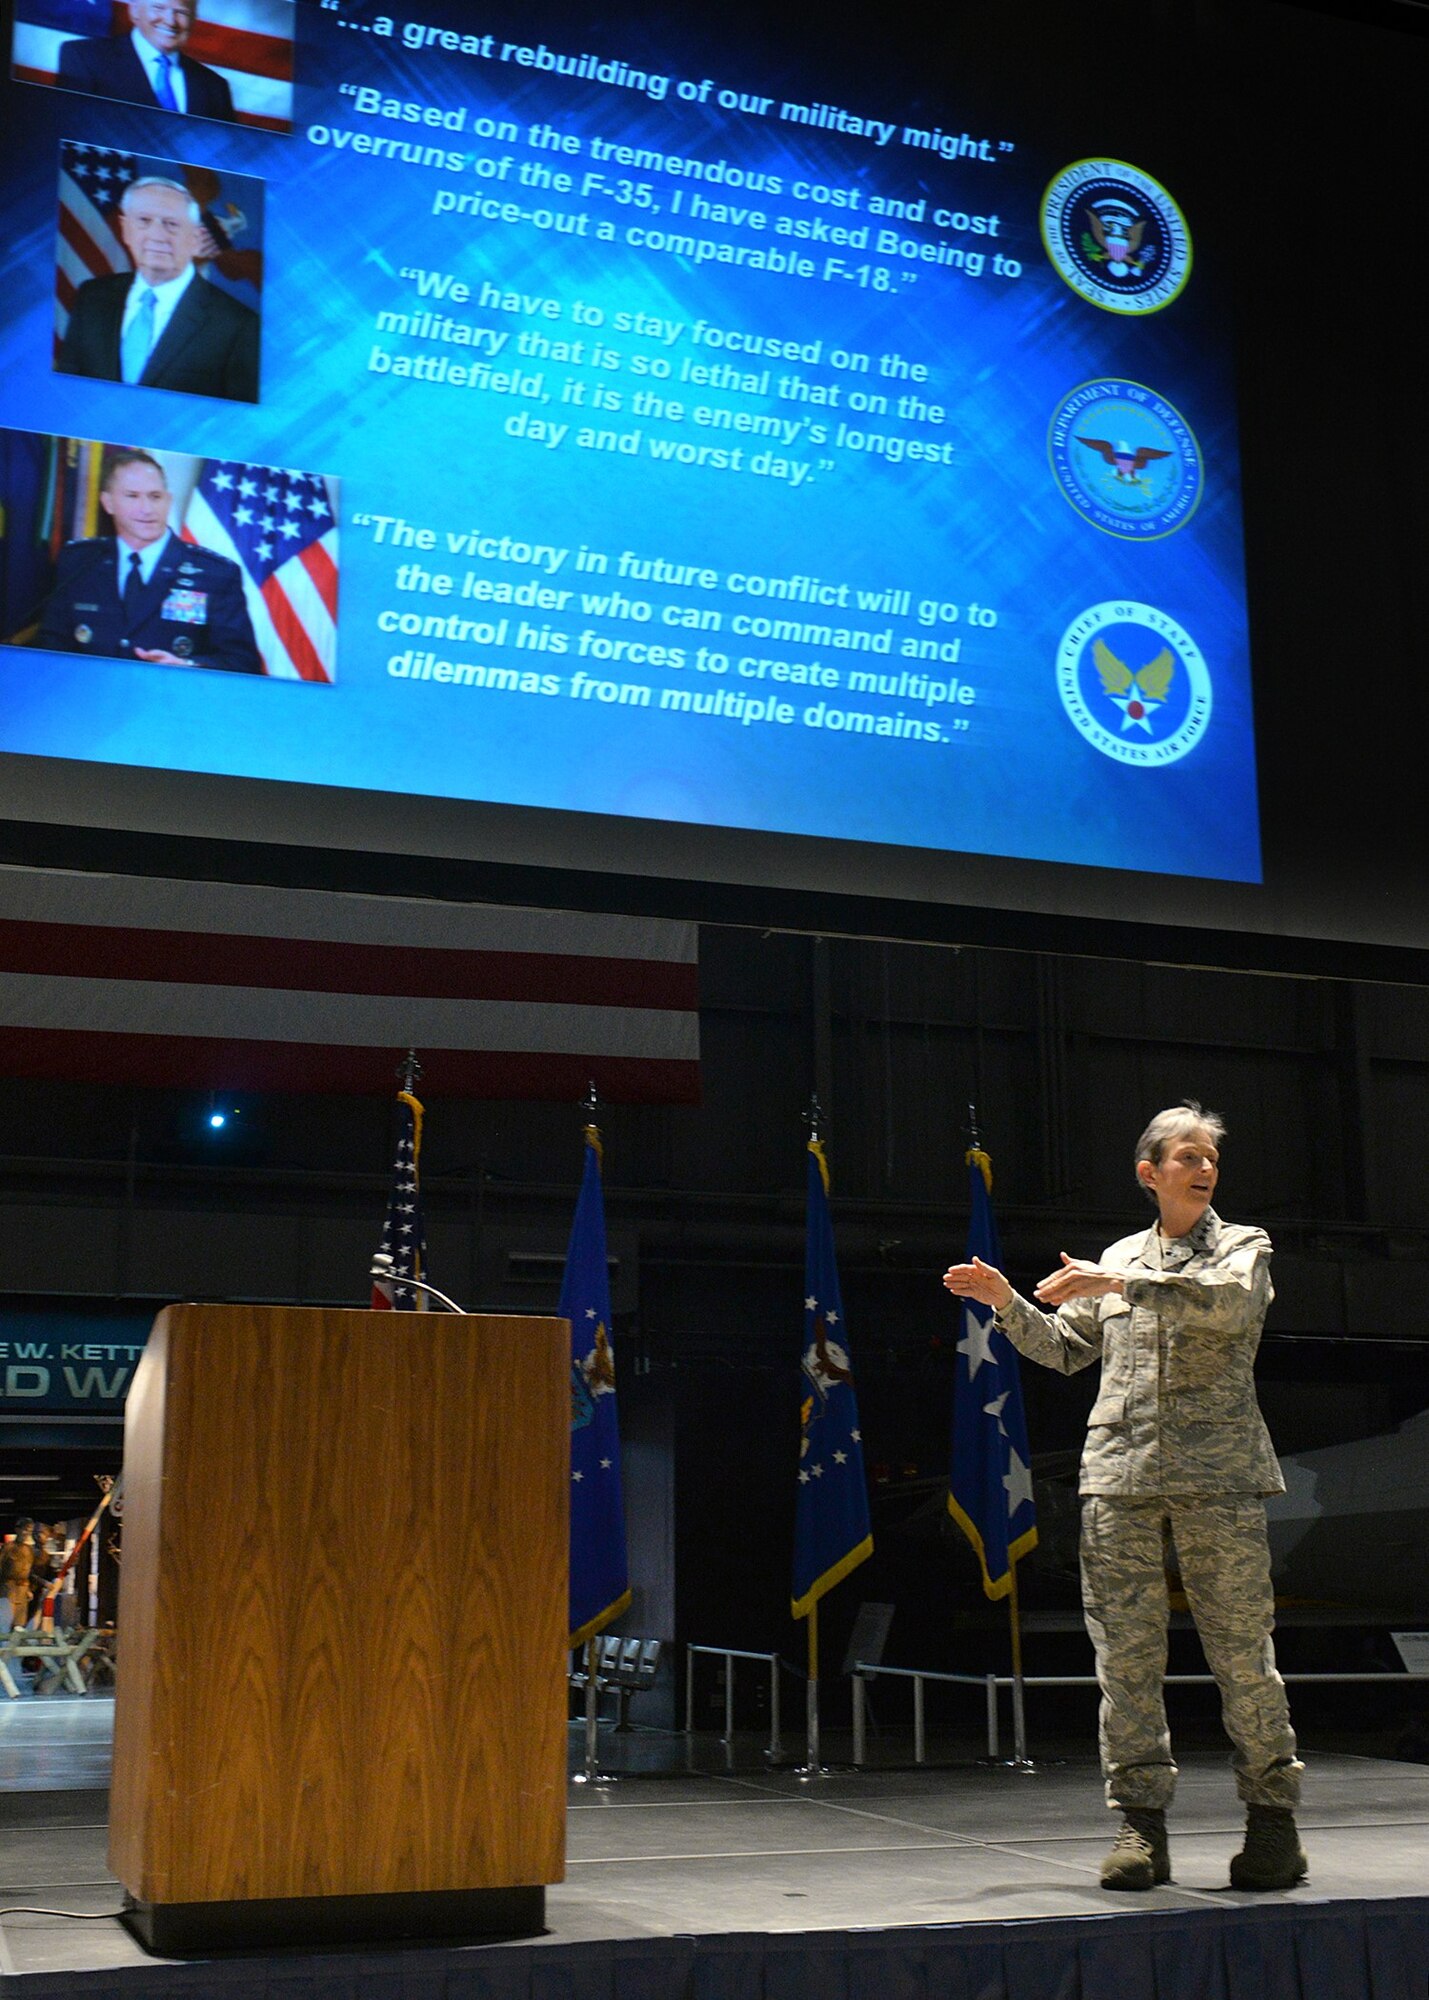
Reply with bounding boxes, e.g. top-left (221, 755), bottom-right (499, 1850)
top-left (182, 0), bottom-right (294, 129)
top-left (182, 460), bottom-right (338, 683)
top-left (55, 143), bottom-right (134, 351)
